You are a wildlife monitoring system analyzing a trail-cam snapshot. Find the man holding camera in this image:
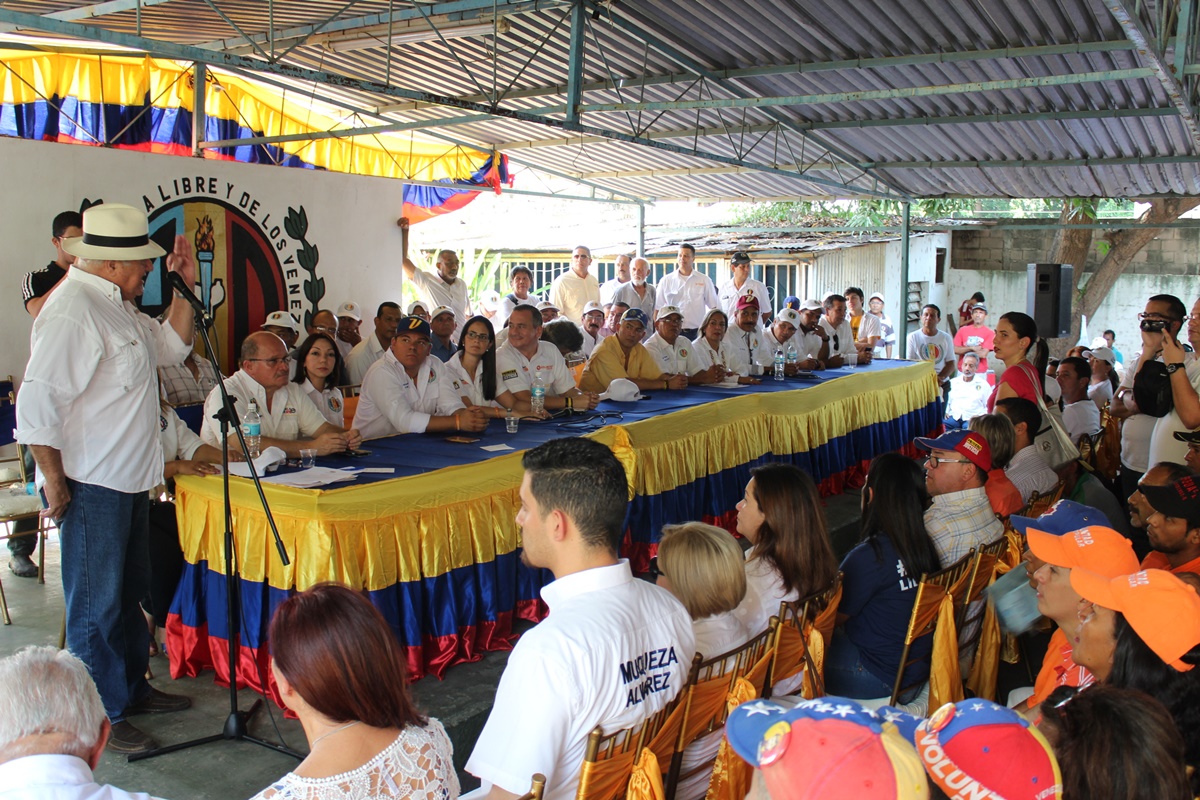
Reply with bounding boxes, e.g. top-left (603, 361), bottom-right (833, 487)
top-left (1122, 294), bottom-right (1199, 467)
